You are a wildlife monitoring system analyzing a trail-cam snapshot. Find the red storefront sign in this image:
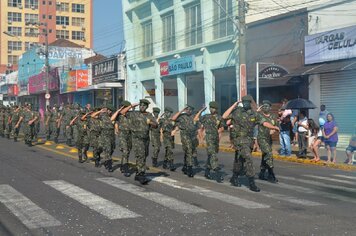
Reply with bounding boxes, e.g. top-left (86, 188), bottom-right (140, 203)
top-left (7, 85), bottom-right (18, 96)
